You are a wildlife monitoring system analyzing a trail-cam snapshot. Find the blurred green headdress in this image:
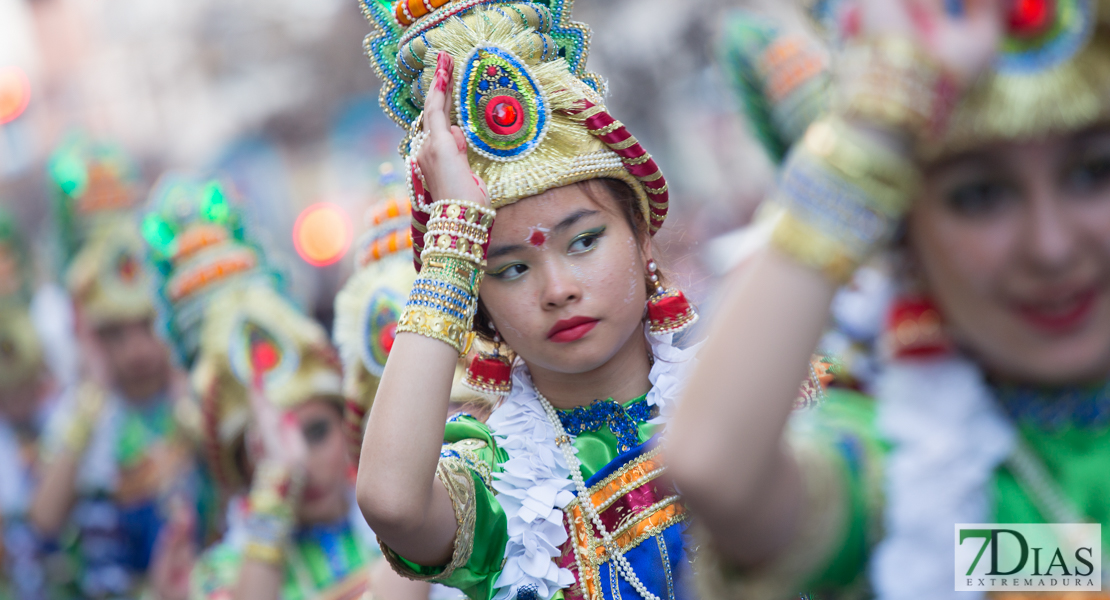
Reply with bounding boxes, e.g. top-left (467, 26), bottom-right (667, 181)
top-left (142, 174), bottom-right (342, 488)
top-left (48, 134), bottom-right (153, 325)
